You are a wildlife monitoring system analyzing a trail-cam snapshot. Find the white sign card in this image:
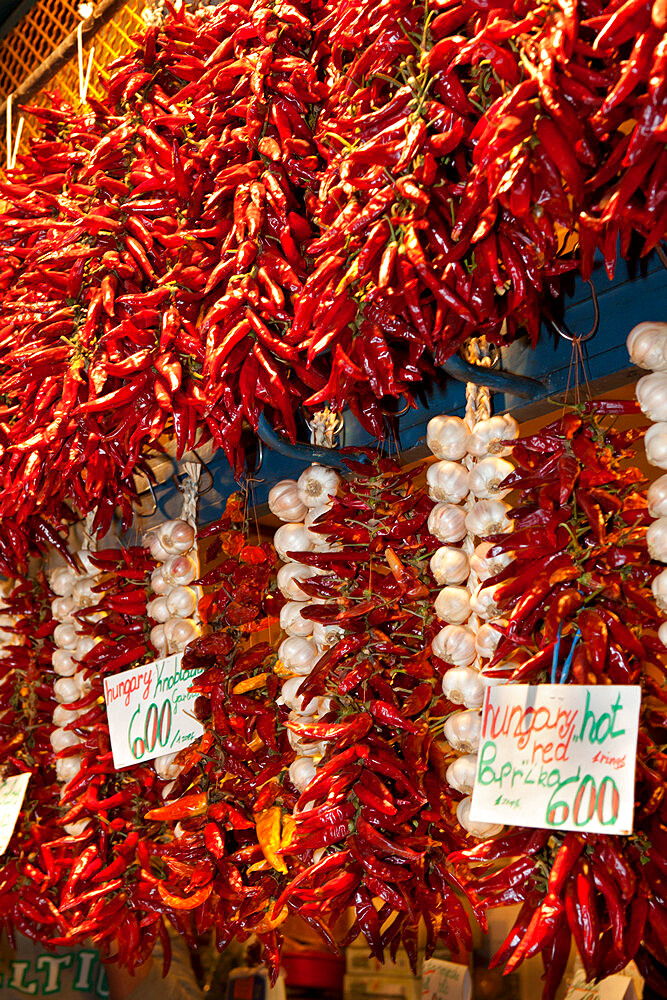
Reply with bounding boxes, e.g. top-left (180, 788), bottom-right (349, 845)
top-left (0, 772), bottom-right (30, 855)
top-left (103, 653), bottom-right (204, 769)
top-left (470, 684), bottom-right (641, 835)
top-left (421, 959), bottom-right (471, 1000)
